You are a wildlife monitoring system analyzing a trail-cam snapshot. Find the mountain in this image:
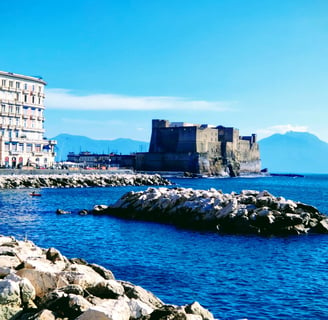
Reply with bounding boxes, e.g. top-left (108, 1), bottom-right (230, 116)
top-left (259, 131), bottom-right (328, 174)
top-left (52, 134), bottom-right (149, 161)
